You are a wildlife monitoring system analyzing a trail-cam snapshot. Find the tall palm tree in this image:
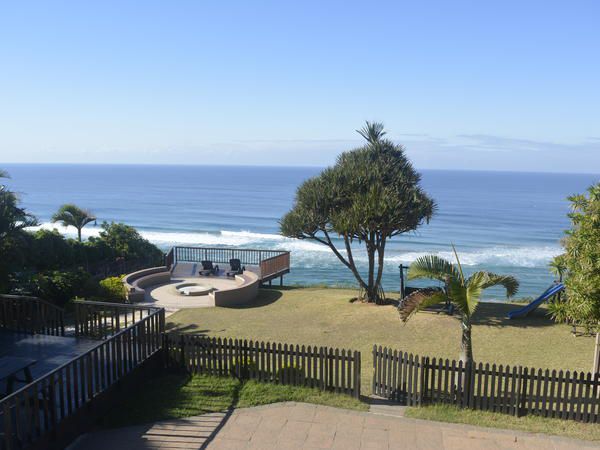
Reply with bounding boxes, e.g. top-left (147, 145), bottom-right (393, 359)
top-left (51, 204), bottom-right (96, 242)
top-left (398, 247), bottom-right (519, 364)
